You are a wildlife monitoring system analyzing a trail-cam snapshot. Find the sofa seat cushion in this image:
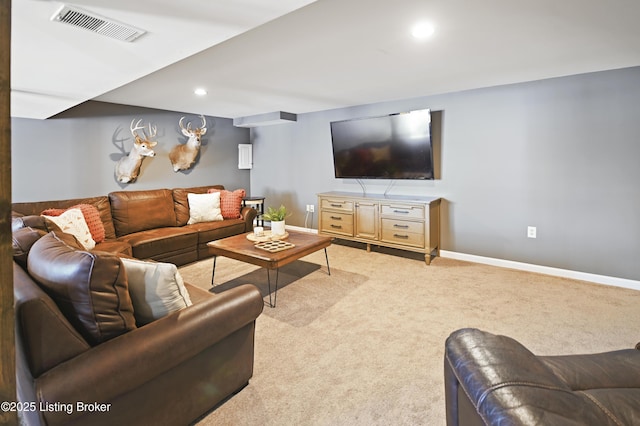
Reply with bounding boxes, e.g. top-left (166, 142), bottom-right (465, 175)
top-left (109, 189), bottom-right (177, 236)
top-left (117, 227), bottom-right (198, 260)
top-left (27, 231), bottom-right (137, 346)
top-left (185, 218), bottom-right (246, 244)
top-left (95, 239), bottom-right (133, 257)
